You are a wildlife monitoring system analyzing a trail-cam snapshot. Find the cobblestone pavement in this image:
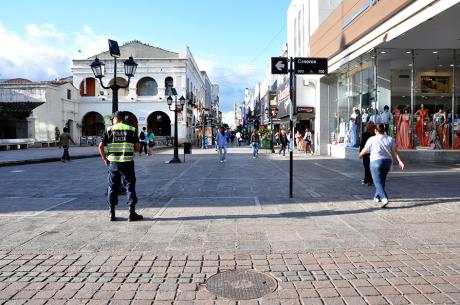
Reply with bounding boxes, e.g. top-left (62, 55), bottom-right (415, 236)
top-left (0, 147), bottom-right (459, 304)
